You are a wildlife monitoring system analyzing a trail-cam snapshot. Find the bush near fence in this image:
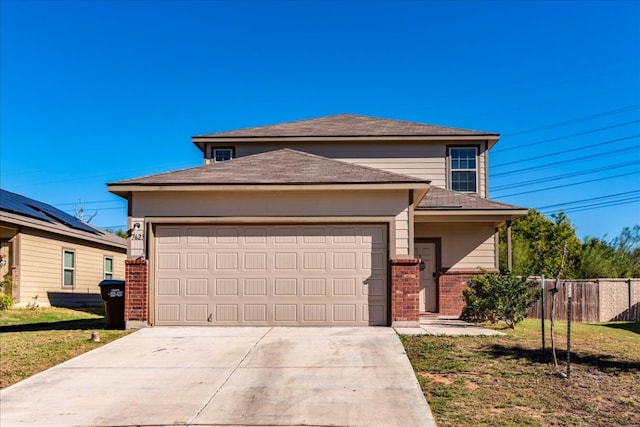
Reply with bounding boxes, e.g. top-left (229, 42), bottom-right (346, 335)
top-left (527, 278), bottom-right (640, 322)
